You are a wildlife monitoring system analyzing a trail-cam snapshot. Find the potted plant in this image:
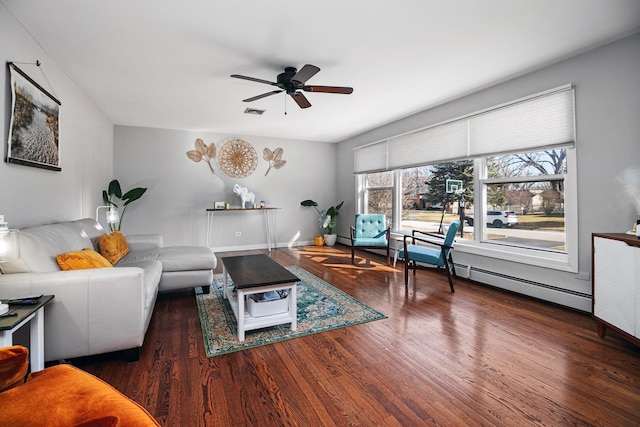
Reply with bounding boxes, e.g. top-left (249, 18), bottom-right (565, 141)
top-left (300, 199), bottom-right (344, 246)
top-left (103, 179), bottom-right (147, 232)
